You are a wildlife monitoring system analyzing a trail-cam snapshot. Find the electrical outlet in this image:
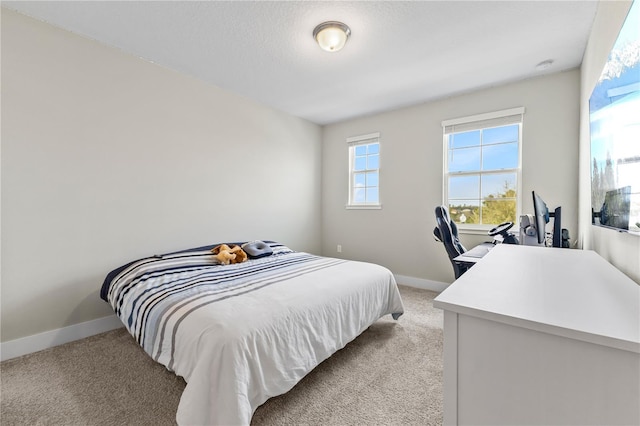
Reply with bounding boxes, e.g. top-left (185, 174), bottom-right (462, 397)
top-left (337, 244), bottom-right (342, 253)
